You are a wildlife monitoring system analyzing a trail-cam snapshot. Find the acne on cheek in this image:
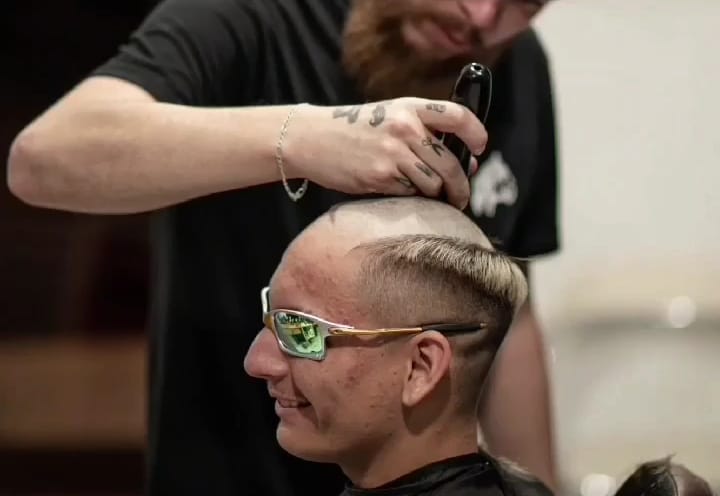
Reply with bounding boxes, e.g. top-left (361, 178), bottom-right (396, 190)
top-left (340, 371), bottom-right (360, 389)
top-left (334, 349), bottom-right (376, 392)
